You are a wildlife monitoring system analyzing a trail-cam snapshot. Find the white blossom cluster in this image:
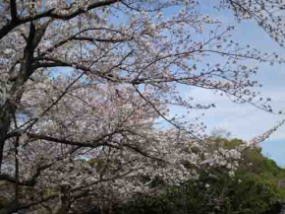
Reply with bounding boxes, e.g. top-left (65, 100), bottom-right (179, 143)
top-left (247, 120), bottom-right (285, 147)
